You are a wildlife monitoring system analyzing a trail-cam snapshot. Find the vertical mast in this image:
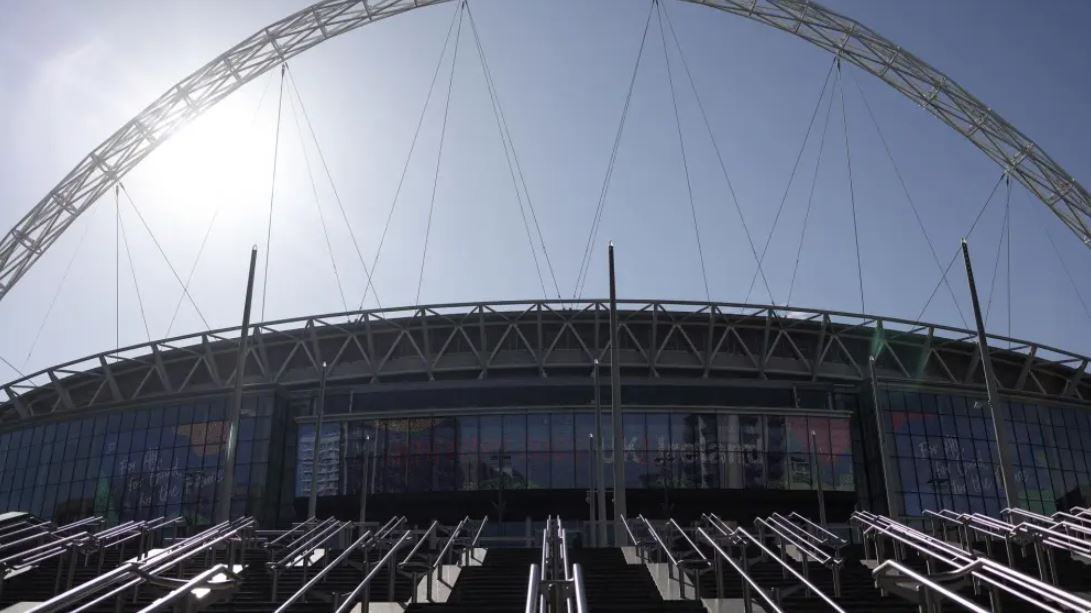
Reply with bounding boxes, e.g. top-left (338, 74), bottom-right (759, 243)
top-left (608, 242), bottom-right (627, 543)
top-left (216, 246), bottom-right (258, 524)
top-left (961, 239), bottom-right (1016, 509)
top-left (308, 362), bottom-right (329, 518)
